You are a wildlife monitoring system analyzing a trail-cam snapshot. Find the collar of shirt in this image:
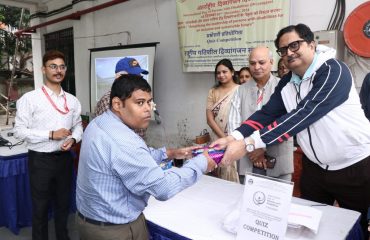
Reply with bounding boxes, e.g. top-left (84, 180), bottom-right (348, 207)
top-left (253, 73), bottom-right (275, 91)
top-left (107, 109), bottom-right (120, 121)
top-left (290, 53), bottom-right (318, 86)
top-left (43, 84), bottom-right (65, 97)
top-left (107, 109), bottom-right (133, 130)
